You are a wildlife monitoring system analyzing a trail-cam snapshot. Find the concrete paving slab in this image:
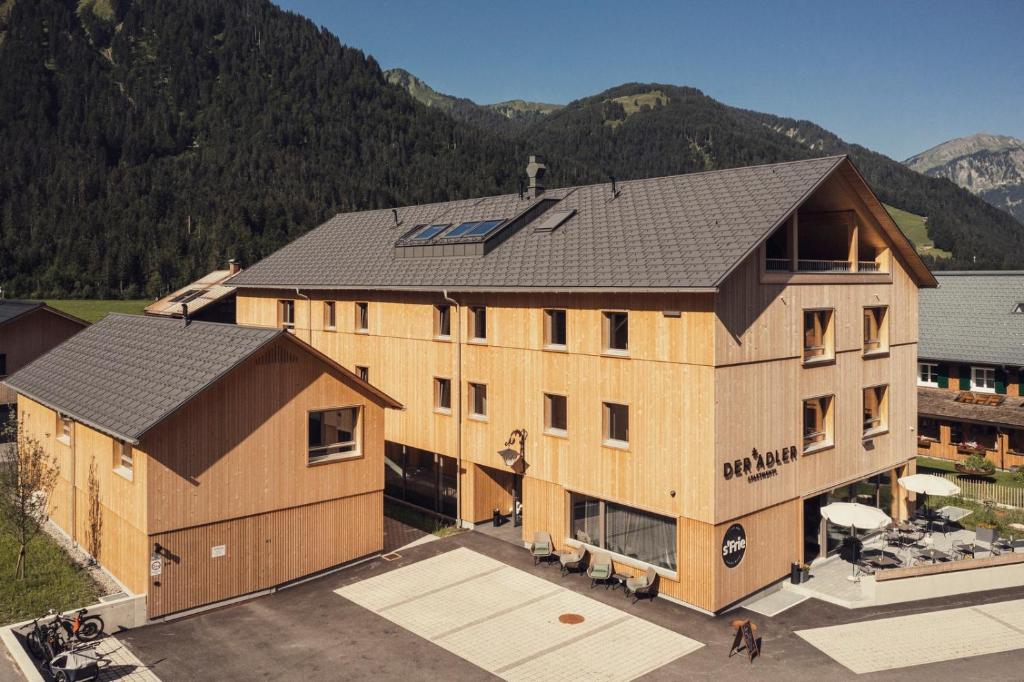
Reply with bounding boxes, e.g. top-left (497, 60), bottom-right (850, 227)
top-left (743, 590), bottom-right (810, 617)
